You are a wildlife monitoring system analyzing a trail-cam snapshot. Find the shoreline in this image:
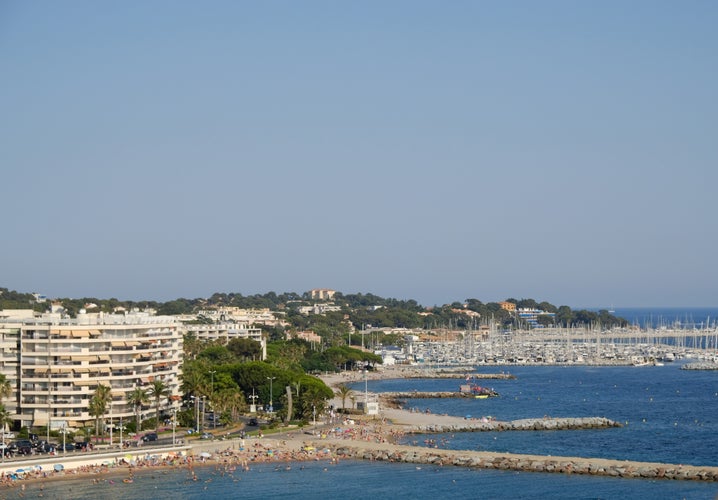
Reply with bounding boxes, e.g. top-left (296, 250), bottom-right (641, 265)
top-left (3, 365), bottom-right (718, 487)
